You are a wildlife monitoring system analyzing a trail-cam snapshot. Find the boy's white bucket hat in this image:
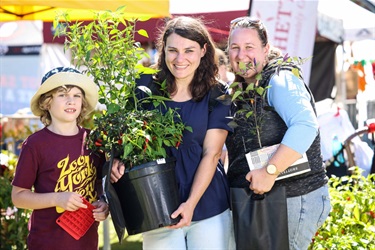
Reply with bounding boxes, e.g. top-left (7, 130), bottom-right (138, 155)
top-left (30, 67), bottom-right (98, 116)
